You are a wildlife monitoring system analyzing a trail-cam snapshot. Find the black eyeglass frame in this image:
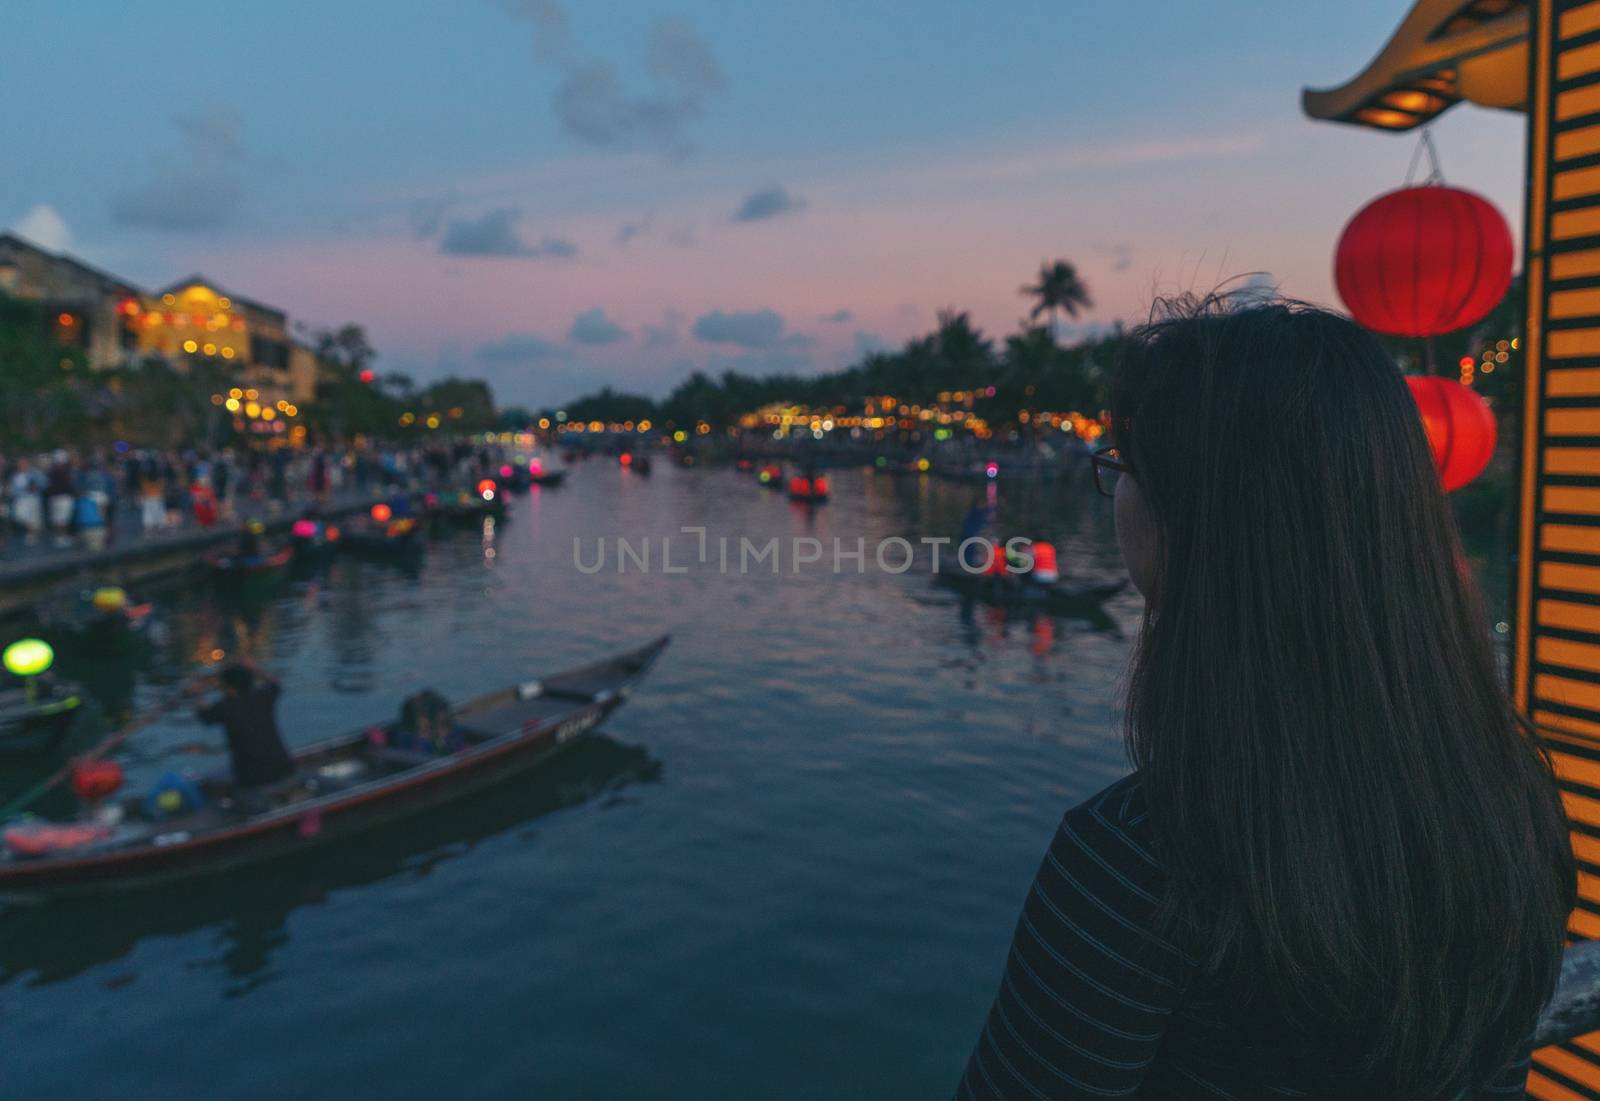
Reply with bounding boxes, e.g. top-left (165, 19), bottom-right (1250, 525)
top-left (1090, 446), bottom-right (1126, 499)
